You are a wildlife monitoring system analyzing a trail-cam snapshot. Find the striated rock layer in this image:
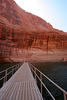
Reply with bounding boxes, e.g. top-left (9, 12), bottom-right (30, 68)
top-left (0, 0), bottom-right (67, 62)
